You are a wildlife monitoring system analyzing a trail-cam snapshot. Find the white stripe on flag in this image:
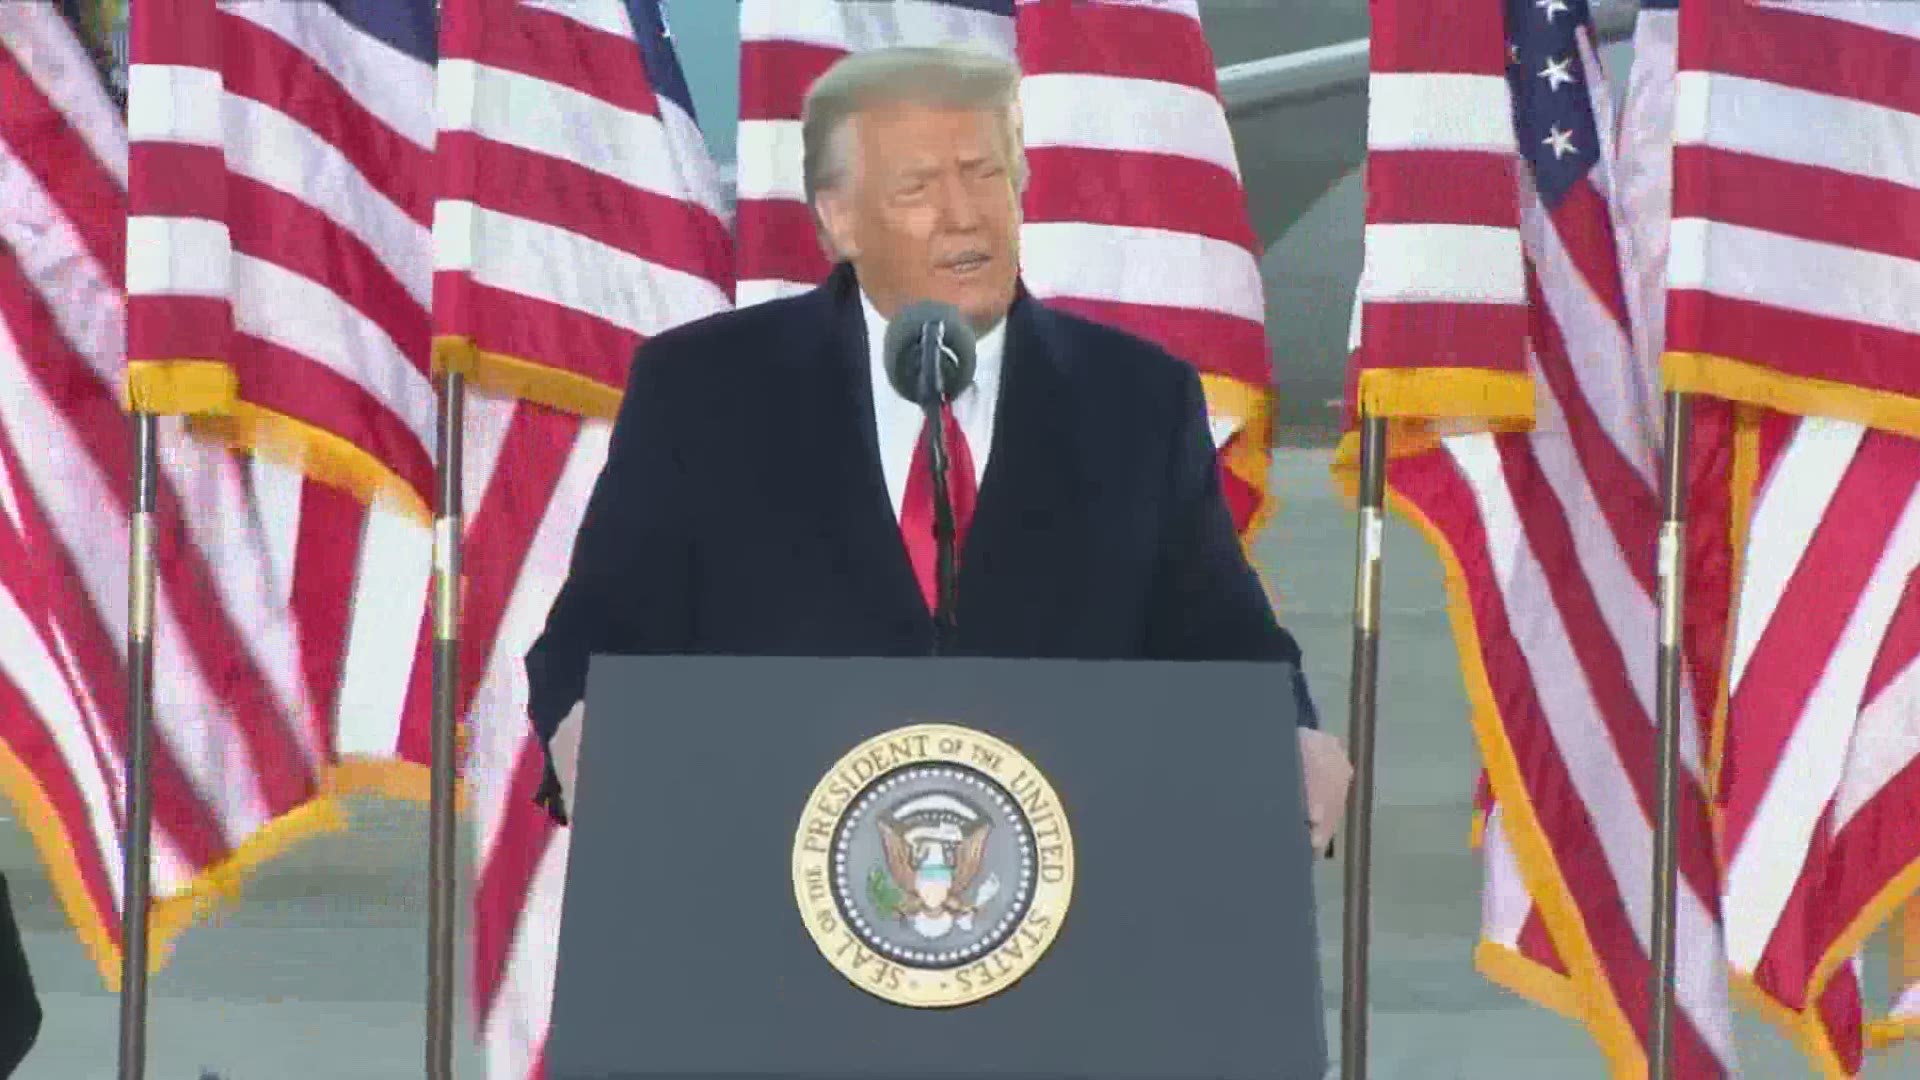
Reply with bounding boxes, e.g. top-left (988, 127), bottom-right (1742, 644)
top-left (1360, 224), bottom-right (1528, 305)
top-left (1666, 219), bottom-right (1920, 339)
top-left (1364, 73), bottom-right (1517, 151)
top-left (431, 202), bottom-right (733, 334)
top-left (437, 59), bottom-right (728, 220)
top-left (1018, 222), bottom-right (1263, 321)
top-left (1018, 73), bottom-right (1243, 179)
top-left (740, 0), bottom-right (1015, 54)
